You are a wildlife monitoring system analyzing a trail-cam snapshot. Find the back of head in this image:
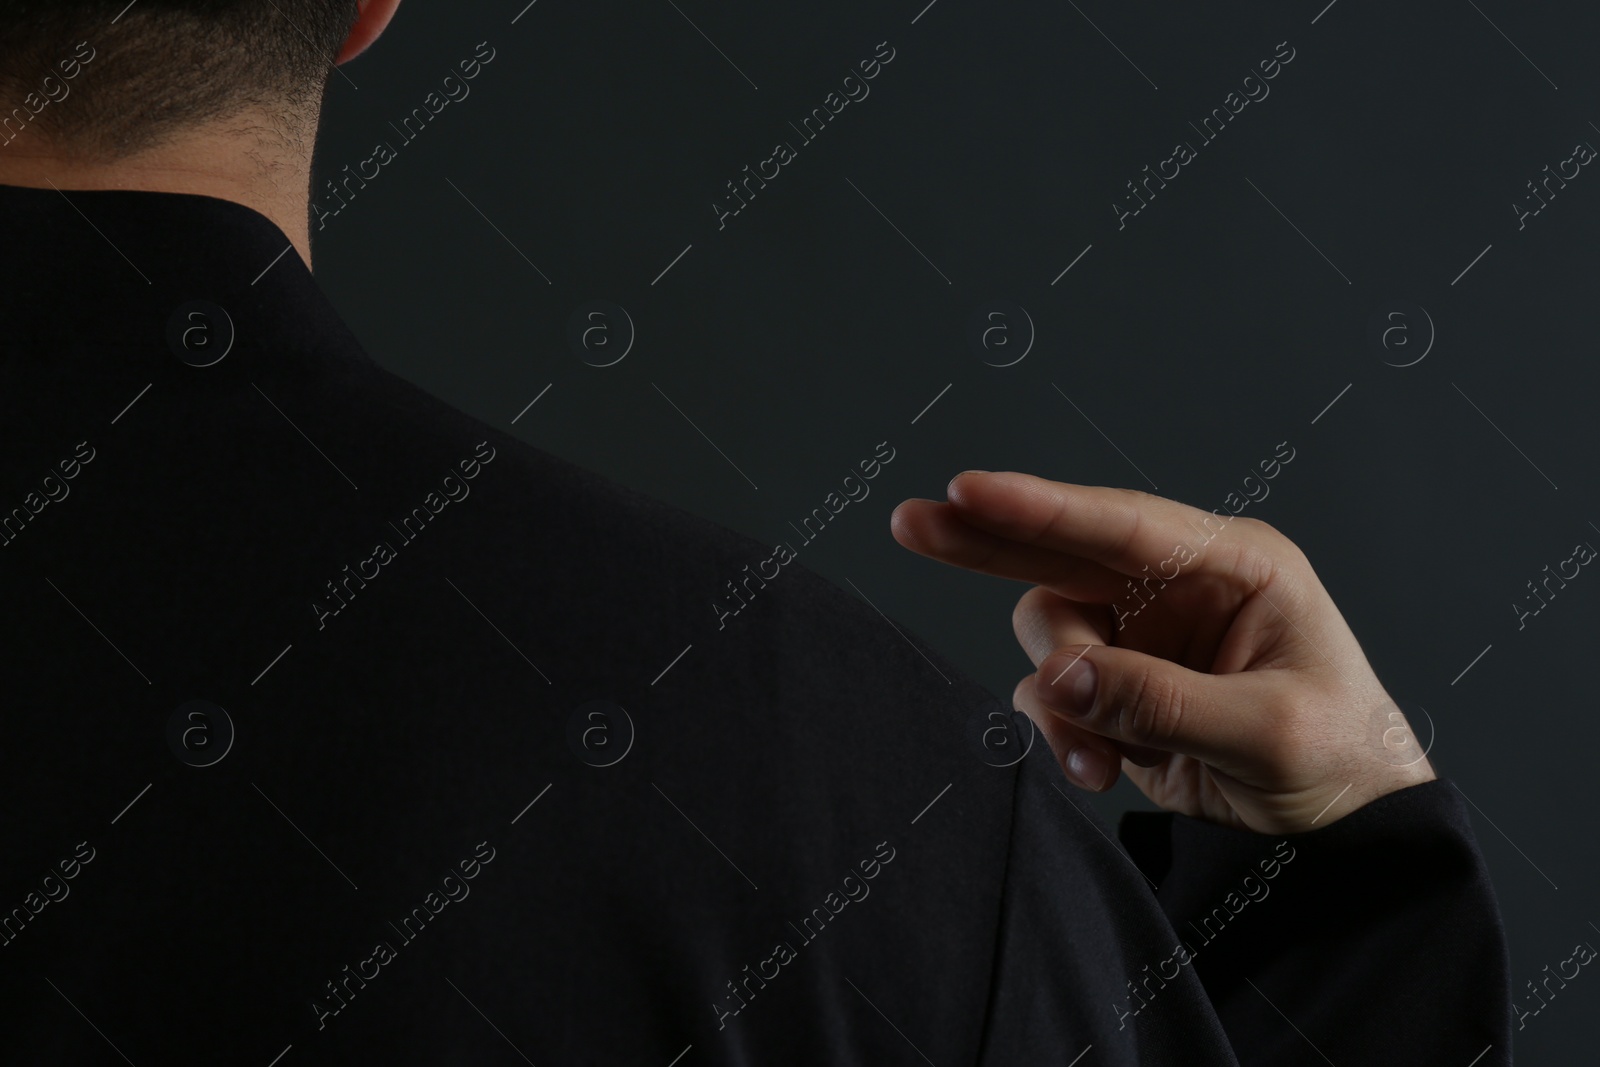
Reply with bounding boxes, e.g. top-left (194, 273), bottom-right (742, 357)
top-left (0, 0), bottom-right (359, 157)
